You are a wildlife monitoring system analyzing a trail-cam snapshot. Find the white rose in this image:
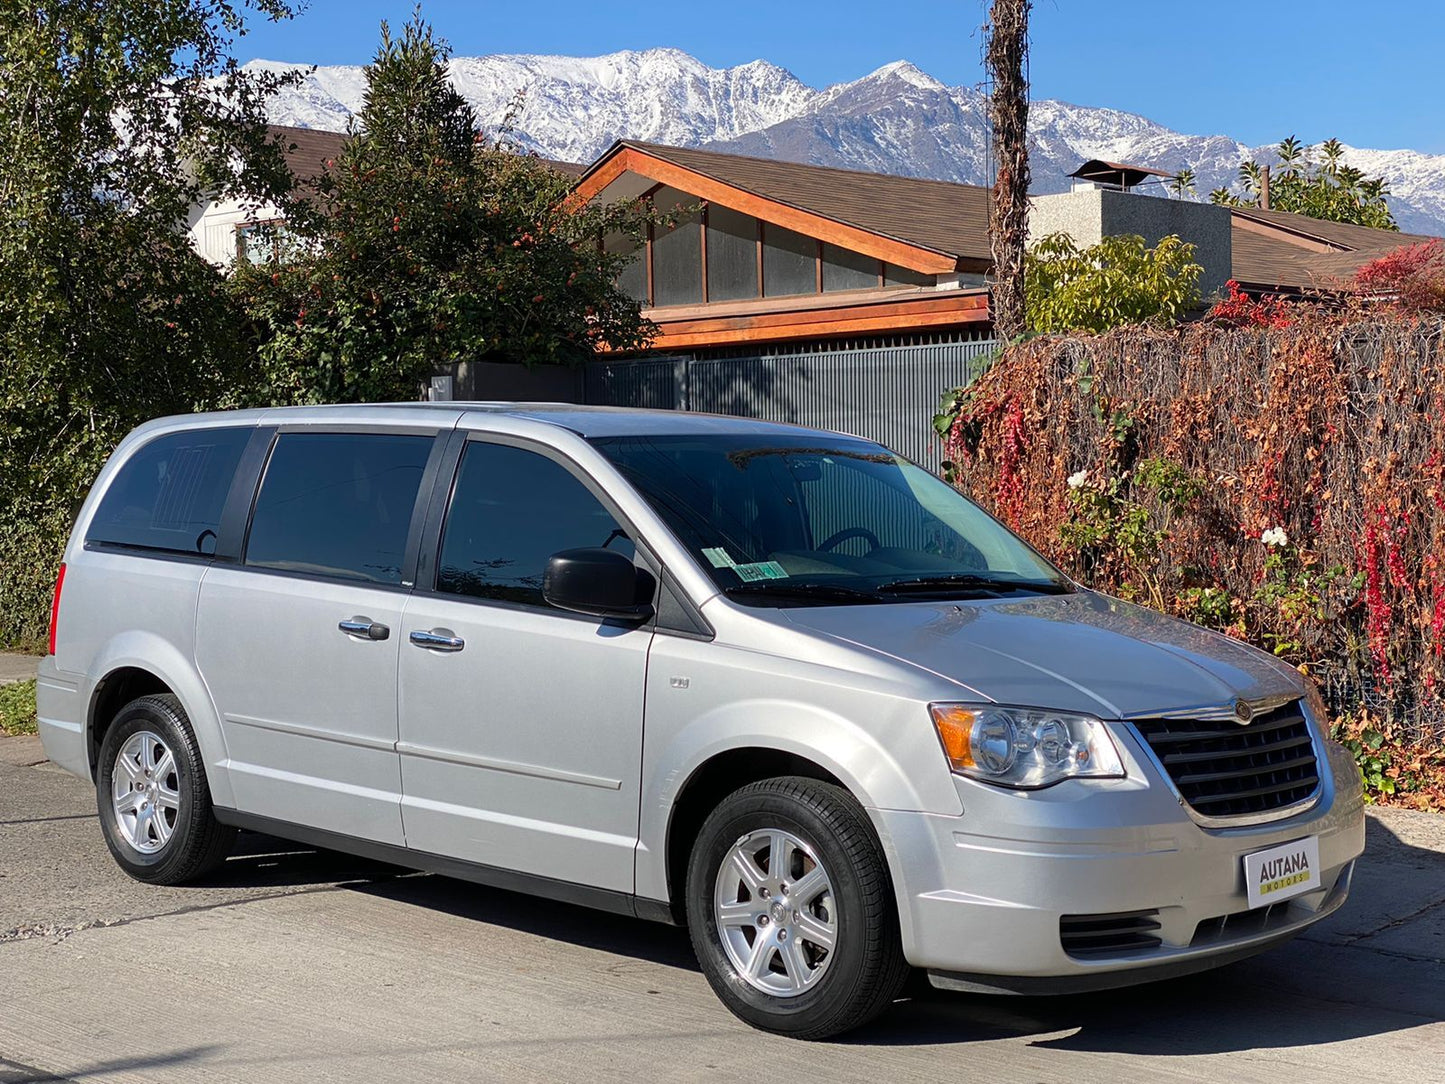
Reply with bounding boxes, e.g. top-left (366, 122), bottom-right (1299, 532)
top-left (1067, 470), bottom-right (1089, 490)
top-left (1262, 527), bottom-right (1289, 547)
